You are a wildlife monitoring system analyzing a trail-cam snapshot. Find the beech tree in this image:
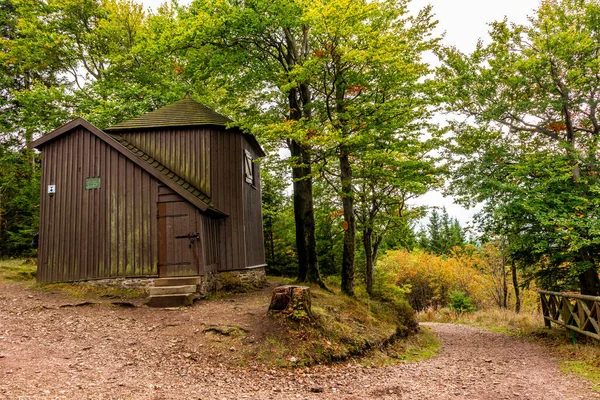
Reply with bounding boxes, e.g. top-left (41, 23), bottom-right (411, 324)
top-left (303, 0), bottom-right (439, 295)
top-left (439, 0), bottom-right (600, 295)
top-left (174, 0), bottom-right (326, 285)
top-left (174, 0), bottom-right (440, 294)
